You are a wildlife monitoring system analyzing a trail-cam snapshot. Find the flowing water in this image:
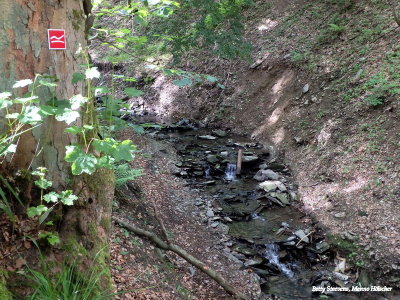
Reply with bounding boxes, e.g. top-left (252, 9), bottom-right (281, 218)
top-left (129, 118), bottom-right (384, 300)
